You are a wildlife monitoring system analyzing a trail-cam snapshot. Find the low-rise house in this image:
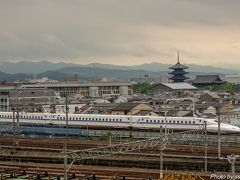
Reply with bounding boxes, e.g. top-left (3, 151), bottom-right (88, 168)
top-left (110, 103), bottom-right (153, 115)
top-left (199, 92), bottom-right (220, 103)
top-left (195, 103), bottom-right (218, 116)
